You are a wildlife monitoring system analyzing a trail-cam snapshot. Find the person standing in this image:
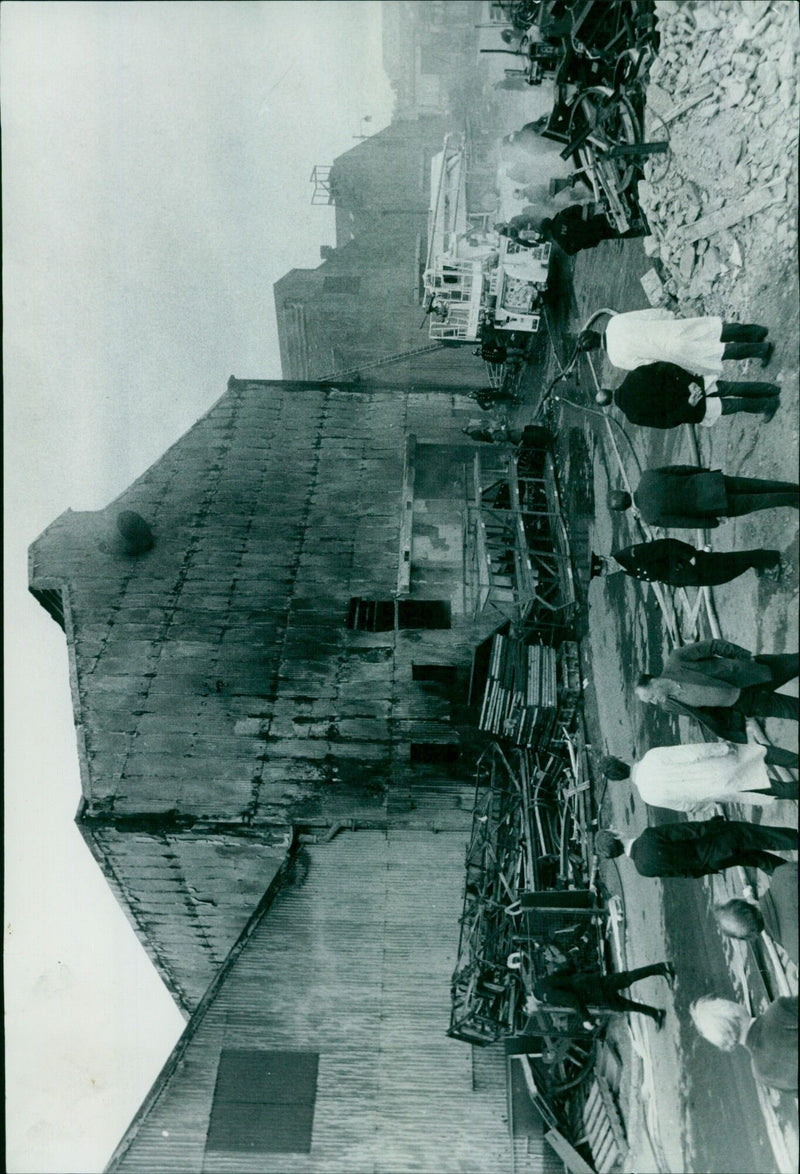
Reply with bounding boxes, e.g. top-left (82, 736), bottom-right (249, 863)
top-left (600, 746), bottom-right (798, 812)
top-left (609, 465), bottom-right (799, 528)
top-left (591, 538), bottom-right (782, 586)
top-left (578, 311), bottom-right (774, 374)
top-left (634, 640), bottom-right (799, 741)
top-left (527, 961), bottom-right (674, 1029)
top-left (595, 821), bottom-right (798, 878)
top-left (714, 863), bottom-right (798, 964)
top-left (690, 995), bottom-right (798, 1092)
top-left (540, 205), bottom-right (645, 254)
top-left (595, 363), bottom-right (780, 426)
